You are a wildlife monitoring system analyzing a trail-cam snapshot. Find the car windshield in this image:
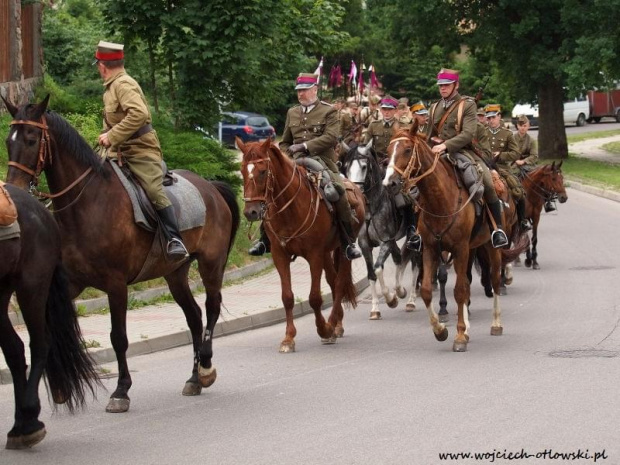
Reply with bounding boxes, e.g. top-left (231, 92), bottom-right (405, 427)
top-left (246, 117), bottom-right (269, 128)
